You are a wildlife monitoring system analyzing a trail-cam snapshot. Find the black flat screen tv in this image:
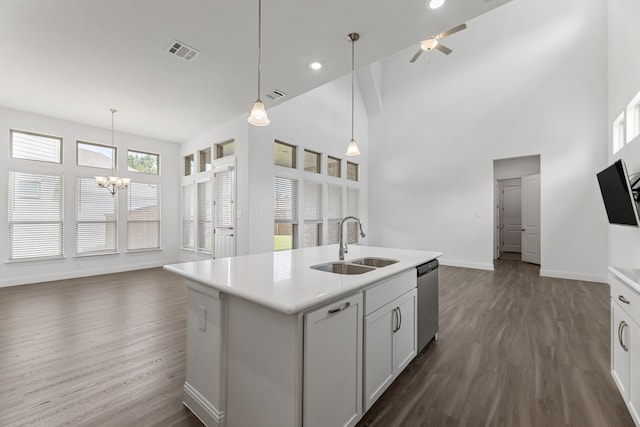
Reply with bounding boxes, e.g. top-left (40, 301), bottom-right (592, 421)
top-left (597, 159), bottom-right (640, 227)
